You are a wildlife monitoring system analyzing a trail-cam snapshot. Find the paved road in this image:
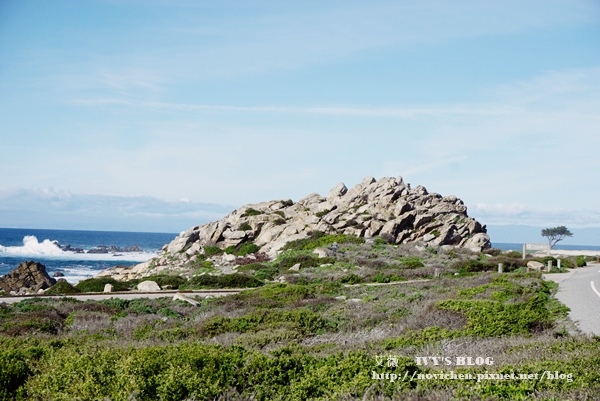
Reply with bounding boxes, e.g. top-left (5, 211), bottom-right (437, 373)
top-left (0, 289), bottom-right (242, 304)
top-left (544, 262), bottom-right (600, 335)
